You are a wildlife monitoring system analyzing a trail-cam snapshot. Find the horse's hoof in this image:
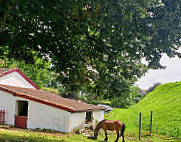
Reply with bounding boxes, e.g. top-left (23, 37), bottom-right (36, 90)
top-left (104, 138), bottom-right (108, 141)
